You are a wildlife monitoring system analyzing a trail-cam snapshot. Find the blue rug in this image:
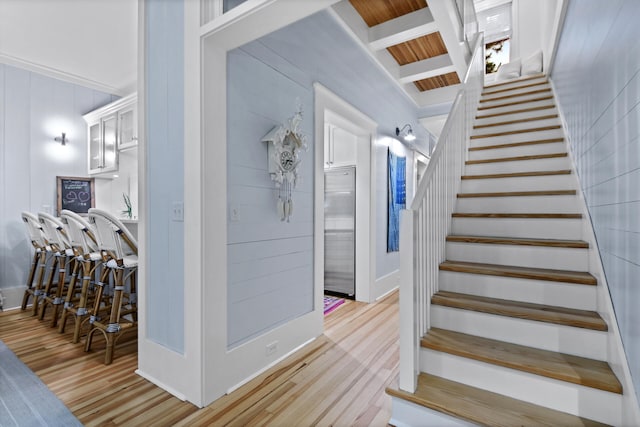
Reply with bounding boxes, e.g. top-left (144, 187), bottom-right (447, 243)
top-left (0, 340), bottom-right (81, 427)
